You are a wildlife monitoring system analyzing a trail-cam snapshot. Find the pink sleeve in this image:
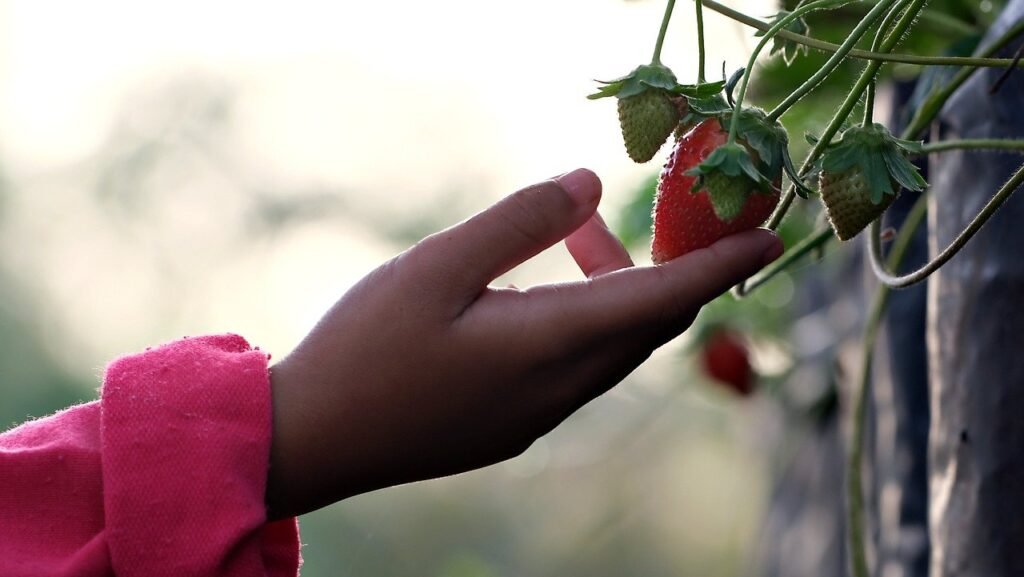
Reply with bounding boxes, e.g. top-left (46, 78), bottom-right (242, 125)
top-left (0, 334), bottom-right (302, 577)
